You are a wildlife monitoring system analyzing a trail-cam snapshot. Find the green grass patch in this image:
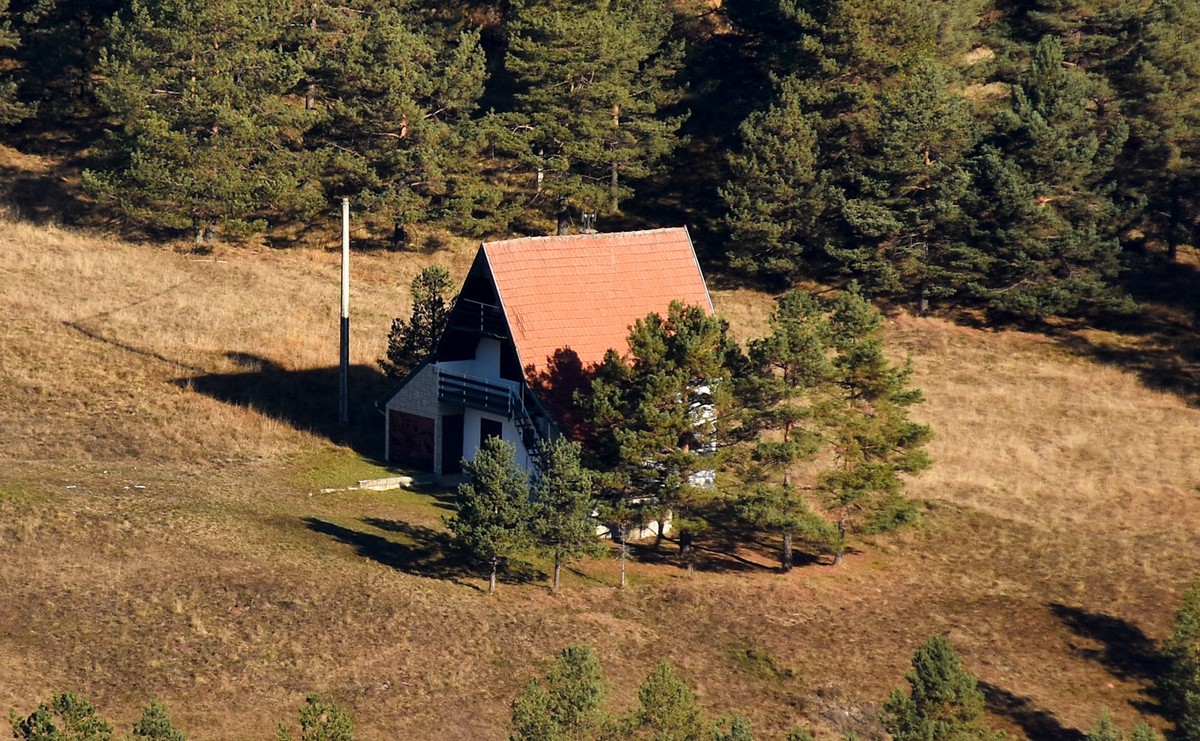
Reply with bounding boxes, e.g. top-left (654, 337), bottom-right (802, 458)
top-left (286, 447), bottom-right (407, 491)
top-left (0, 478), bottom-right (50, 506)
top-left (727, 644), bottom-right (797, 682)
